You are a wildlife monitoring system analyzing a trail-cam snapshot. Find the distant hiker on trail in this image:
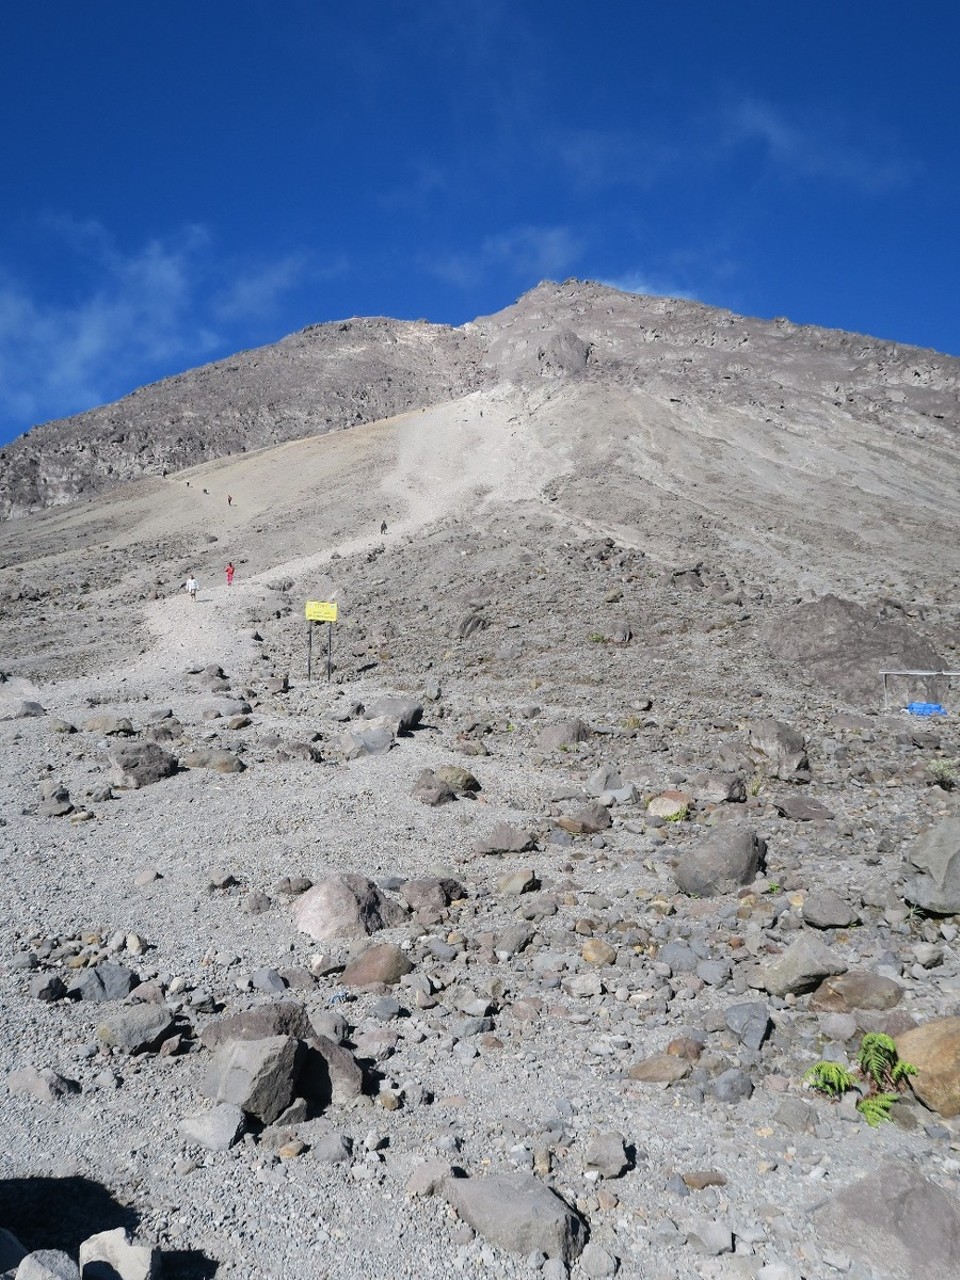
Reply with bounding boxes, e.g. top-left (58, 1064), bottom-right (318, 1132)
top-left (227, 494), bottom-right (233, 506)
top-left (185, 575), bottom-right (198, 602)
top-left (380, 520), bottom-right (387, 535)
top-left (225, 562), bottom-right (235, 586)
